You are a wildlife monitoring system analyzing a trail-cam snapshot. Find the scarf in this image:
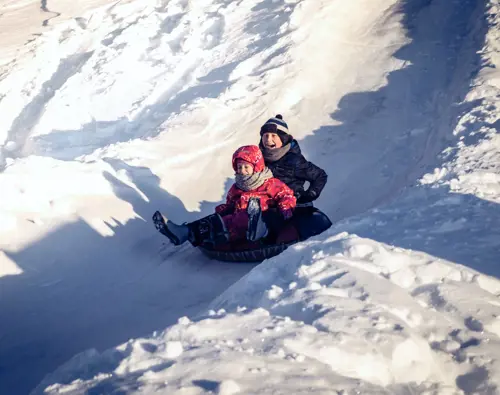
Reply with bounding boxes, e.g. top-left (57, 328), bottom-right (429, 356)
top-left (235, 167), bottom-right (273, 191)
top-left (260, 143), bottom-right (291, 162)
